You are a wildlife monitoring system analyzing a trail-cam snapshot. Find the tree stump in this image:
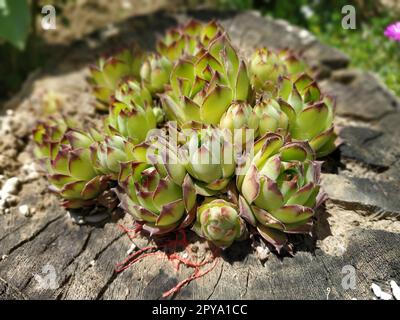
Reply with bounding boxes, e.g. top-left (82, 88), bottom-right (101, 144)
top-left (1, 10), bottom-right (399, 300)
